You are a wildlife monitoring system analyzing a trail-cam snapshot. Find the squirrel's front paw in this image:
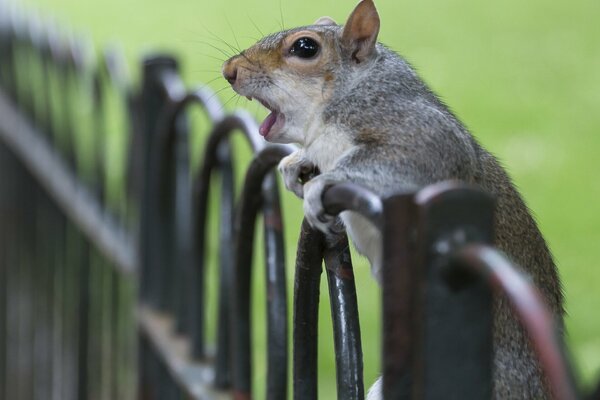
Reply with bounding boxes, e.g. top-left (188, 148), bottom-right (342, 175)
top-left (278, 150), bottom-right (318, 199)
top-left (303, 177), bottom-right (344, 235)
